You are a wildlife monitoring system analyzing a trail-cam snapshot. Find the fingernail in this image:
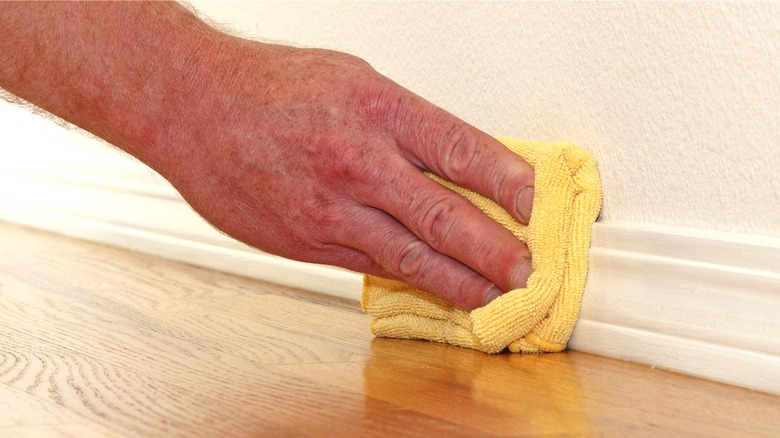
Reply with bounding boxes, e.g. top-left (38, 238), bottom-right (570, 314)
top-left (515, 186), bottom-right (535, 225)
top-left (483, 285), bottom-right (503, 307)
top-left (510, 259), bottom-right (533, 290)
